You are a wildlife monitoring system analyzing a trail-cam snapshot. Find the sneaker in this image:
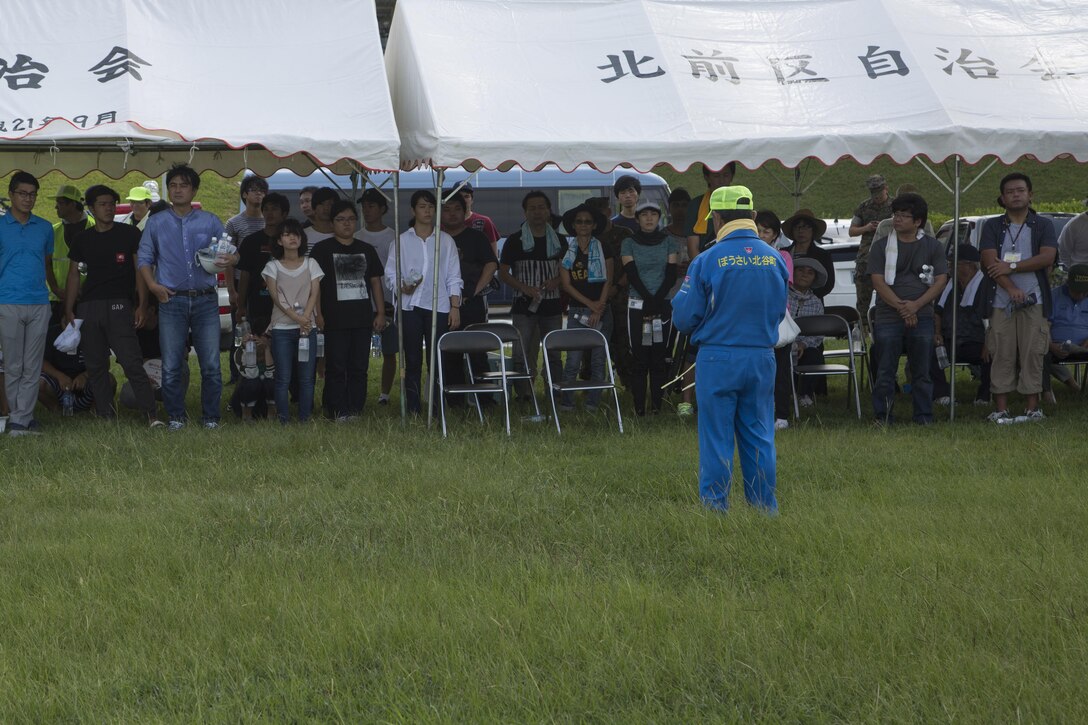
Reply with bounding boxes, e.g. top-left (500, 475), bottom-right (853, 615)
top-left (799, 395), bottom-right (814, 408)
top-left (774, 418), bottom-right (789, 430)
top-left (987, 410), bottom-right (1012, 424)
top-left (203, 421), bottom-right (220, 430)
top-left (168, 420), bottom-right (186, 432)
top-left (8, 422), bottom-right (42, 437)
top-left (378, 394), bottom-right (390, 406)
top-left (148, 419), bottom-right (166, 429)
top-left (1023, 408), bottom-right (1046, 421)
top-left (934, 396), bottom-right (951, 406)
top-left (677, 402), bottom-right (694, 417)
